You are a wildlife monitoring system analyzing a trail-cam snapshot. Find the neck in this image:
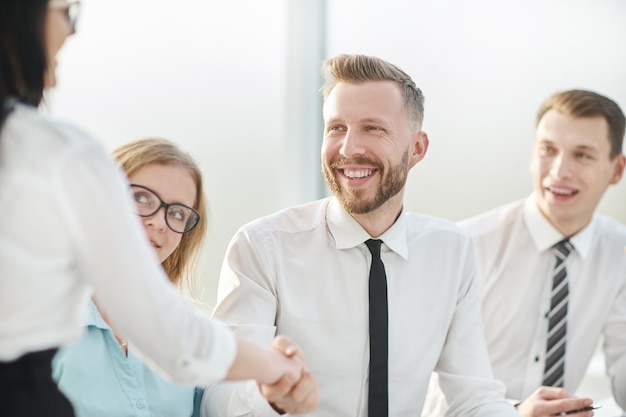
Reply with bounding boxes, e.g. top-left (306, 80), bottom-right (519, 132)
top-left (353, 199), bottom-right (403, 238)
top-left (552, 218), bottom-right (590, 239)
top-left (92, 297), bottom-right (128, 355)
top-left (543, 208), bottom-right (593, 238)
